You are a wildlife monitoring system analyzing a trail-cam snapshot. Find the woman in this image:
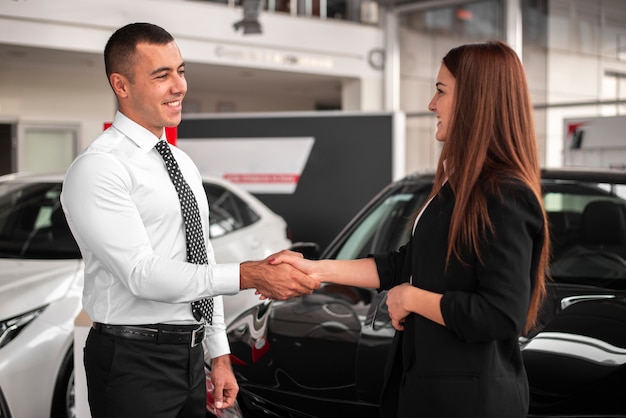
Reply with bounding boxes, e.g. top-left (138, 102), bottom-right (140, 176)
top-left (271, 40), bottom-right (550, 418)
